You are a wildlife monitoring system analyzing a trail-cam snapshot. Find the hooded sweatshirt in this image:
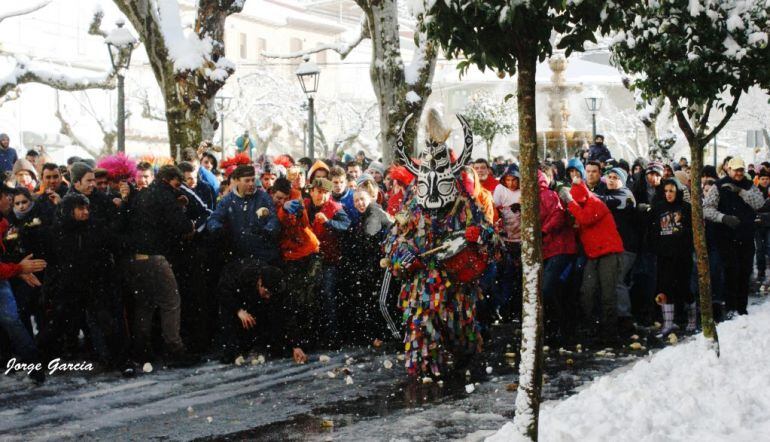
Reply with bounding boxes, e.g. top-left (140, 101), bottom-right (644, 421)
top-left (565, 158), bottom-right (586, 181)
top-left (568, 182), bottom-right (624, 259)
top-left (494, 165), bottom-right (521, 243)
top-left (650, 178), bottom-right (693, 257)
top-left (307, 160), bottom-right (331, 183)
